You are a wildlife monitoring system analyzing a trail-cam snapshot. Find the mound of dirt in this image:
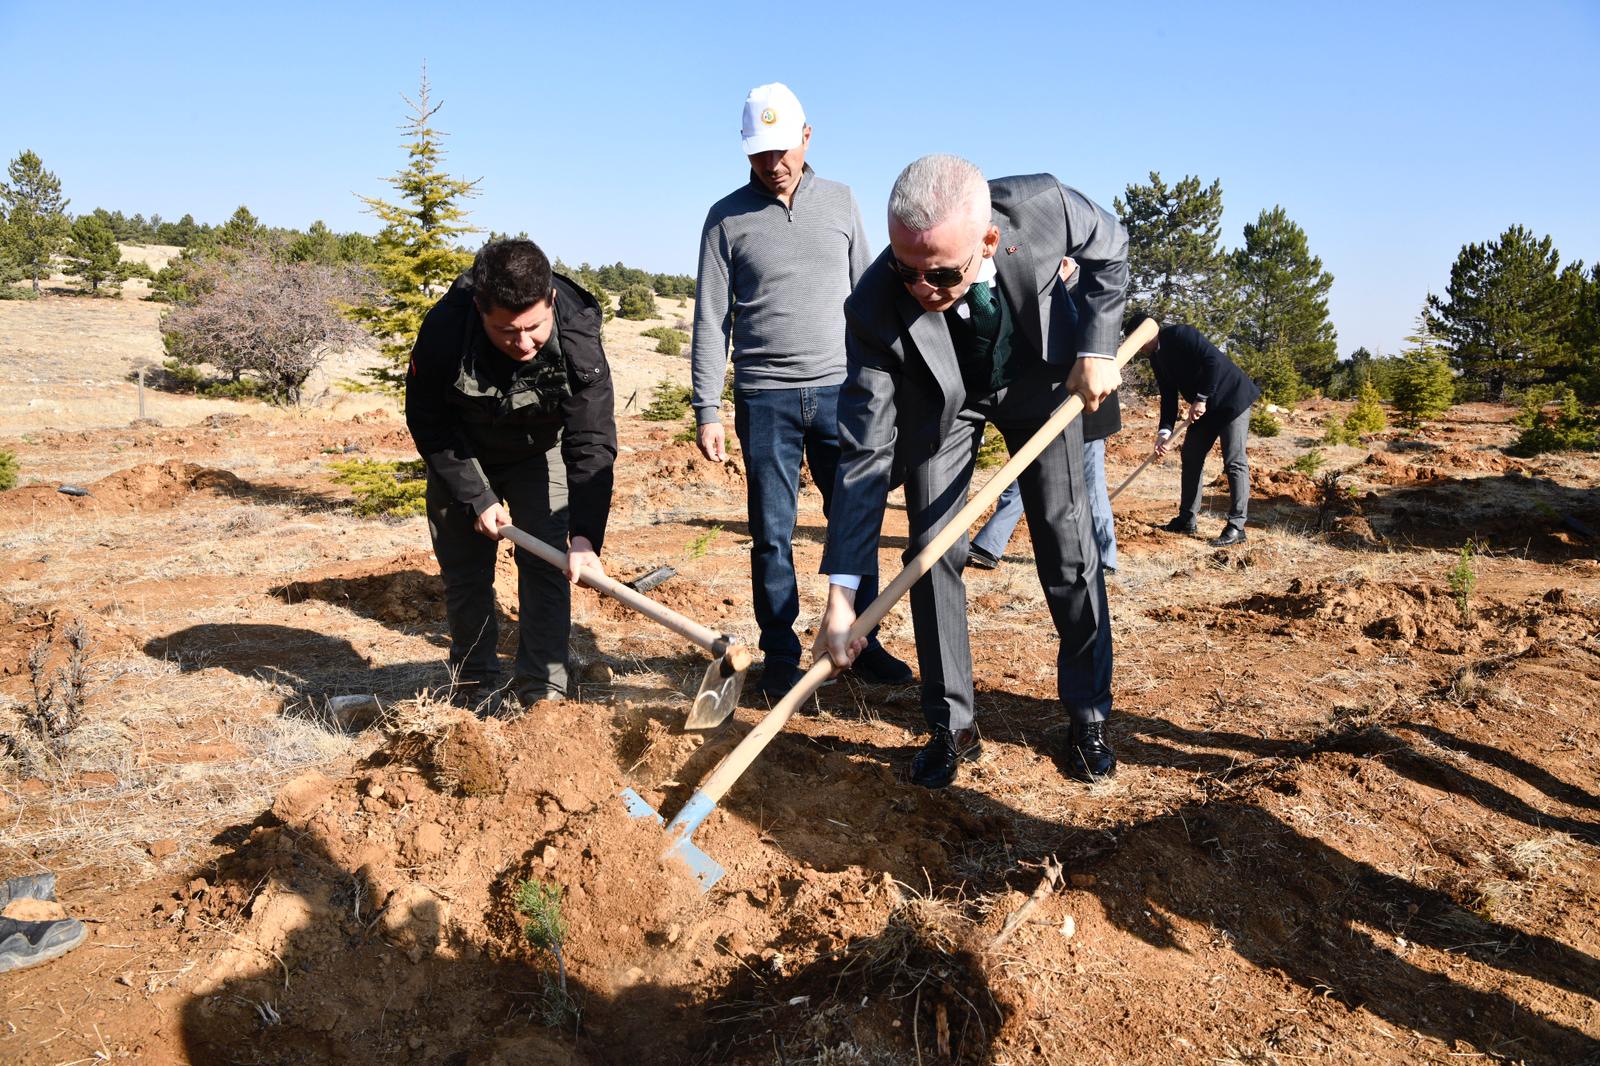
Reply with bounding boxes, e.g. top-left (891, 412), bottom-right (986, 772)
top-left (1167, 574), bottom-right (1590, 655)
top-left (639, 442), bottom-right (744, 492)
top-left (0, 602), bottom-right (129, 681)
top-left (172, 698), bottom-right (1033, 1063)
top-left (273, 551), bottom-right (447, 626)
top-left (1244, 467), bottom-right (1323, 506)
top-left (0, 460), bottom-right (245, 524)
